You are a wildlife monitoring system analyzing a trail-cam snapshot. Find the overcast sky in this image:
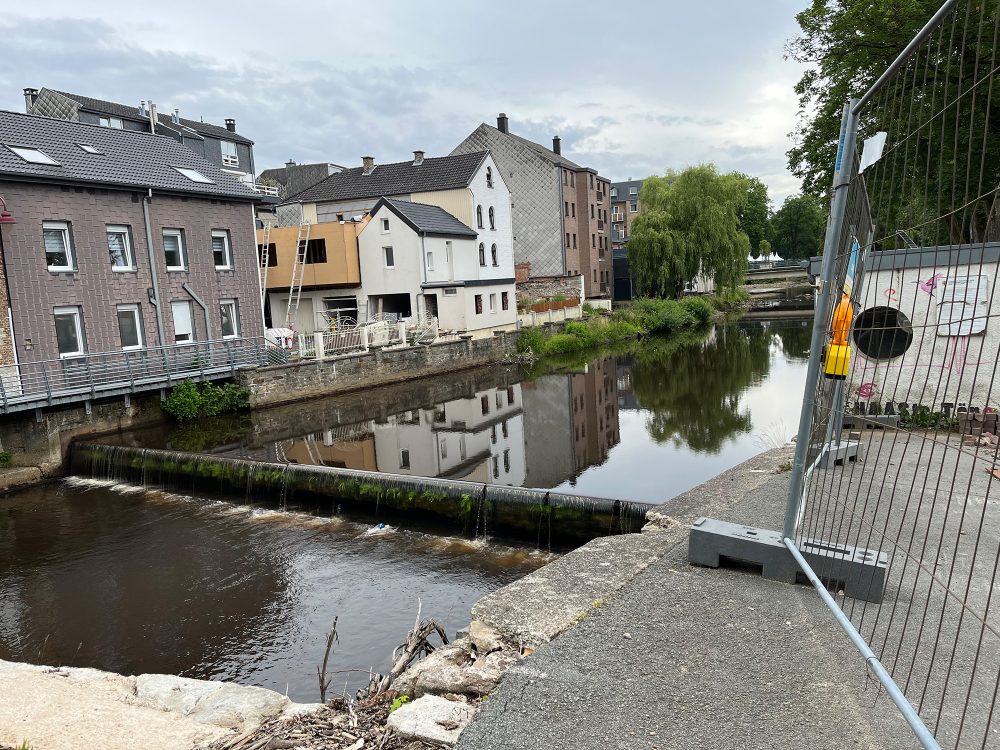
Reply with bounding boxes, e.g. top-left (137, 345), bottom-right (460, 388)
top-left (1, 1), bottom-right (808, 205)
